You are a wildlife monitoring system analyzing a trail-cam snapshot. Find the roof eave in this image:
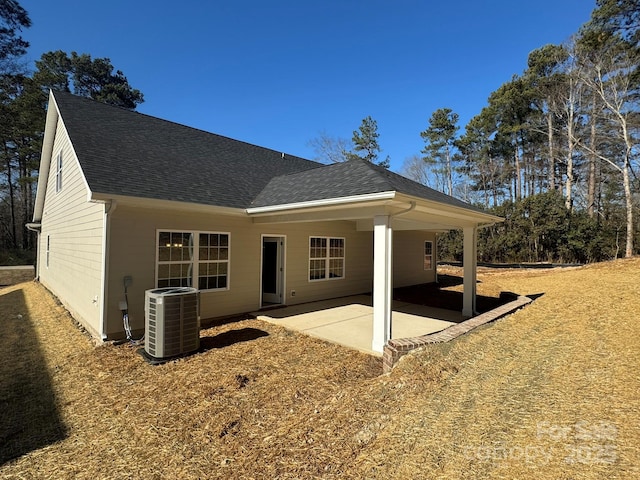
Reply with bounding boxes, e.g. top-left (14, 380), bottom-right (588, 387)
top-left (89, 192), bottom-right (247, 216)
top-left (394, 193), bottom-right (504, 226)
top-left (246, 190), bottom-right (503, 228)
top-left (246, 191), bottom-right (397, 215)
